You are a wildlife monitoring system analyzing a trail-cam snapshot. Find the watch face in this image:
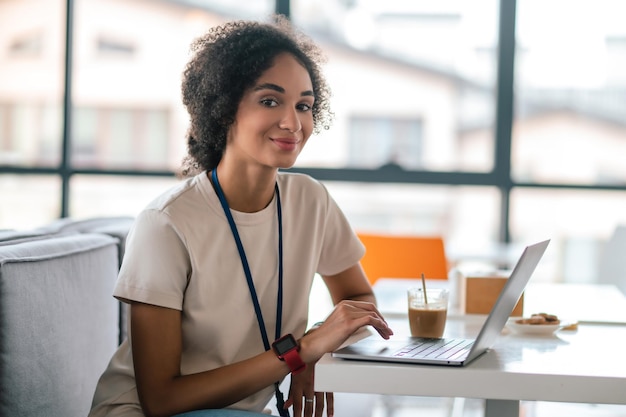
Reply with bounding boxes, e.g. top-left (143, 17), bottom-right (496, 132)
top-left (274, 334), bottom-right (297, 353)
